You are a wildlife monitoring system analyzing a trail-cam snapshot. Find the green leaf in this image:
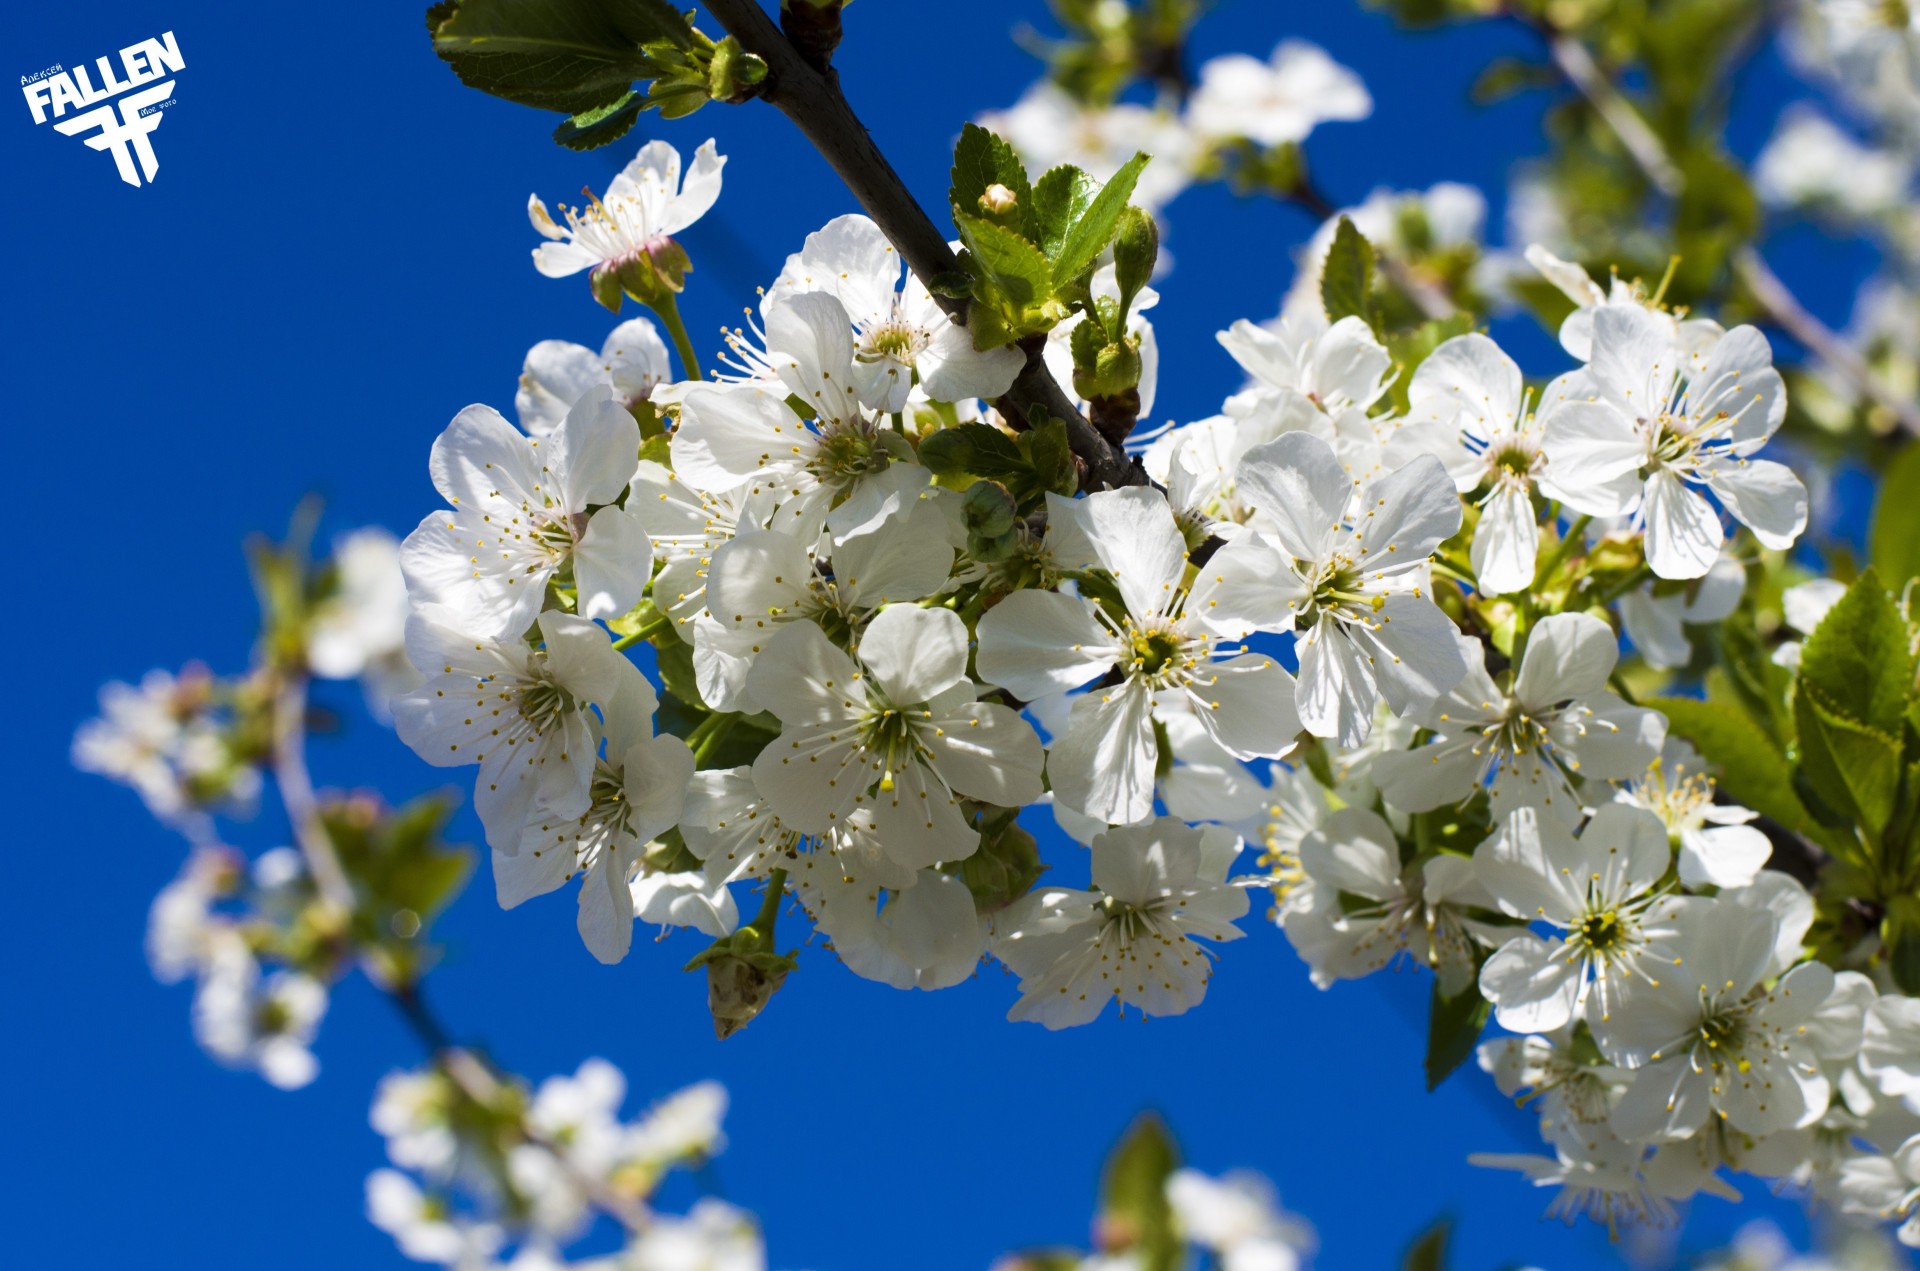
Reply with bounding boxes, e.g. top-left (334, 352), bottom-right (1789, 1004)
top-left (1425, 979), bottom-right (1490, 1091)
top-left (1030, 164), bottom-right (1098, 259)
top-left (956, 214), bottom-right (1059, 316)
top-left (949, 123), bottom-right (1032, 231)
top-left (1796, 685), bottom-right (1904, 840)
top-left (1099, 1114), bottom-right (1181, 1271)
top-left (1024, 415), bottom-right (1079, 497)
top-left (1646, 695), bottom-right (1815, 837)
top-left (427, 0), bottom-right (694, 115)
top-left (552, 89), bottom-right (643, 150)
top-left (1403, 1218), bottom-right (1452, 1271)
top-left (1051, 152), bottom-right (1150, 288)
top-left (1384, 314), bottom-right (1474, 413)
top-left (918, 422), bottom-right (1028, 479)
top-left (1872, 442), bottom-right (1920, 589)
top-left (1797, 570), bottom-right (1915, 740)
top-left (1321, 216), bottom-right (1376, 328)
